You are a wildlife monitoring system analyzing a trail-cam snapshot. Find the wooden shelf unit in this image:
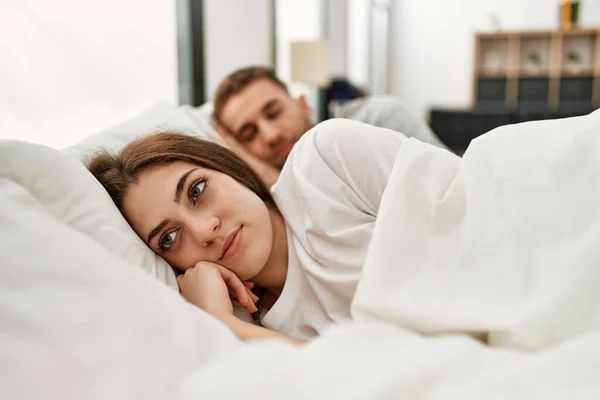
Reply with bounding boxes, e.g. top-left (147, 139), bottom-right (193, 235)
top-left (473, 28), bottom-right (600, 109)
